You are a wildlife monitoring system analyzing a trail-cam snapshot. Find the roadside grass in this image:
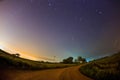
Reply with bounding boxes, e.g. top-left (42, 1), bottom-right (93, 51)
top-left (0, 49), bottom-right (75, 70)
top-left (80, 52), bottom-right (120, 80)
